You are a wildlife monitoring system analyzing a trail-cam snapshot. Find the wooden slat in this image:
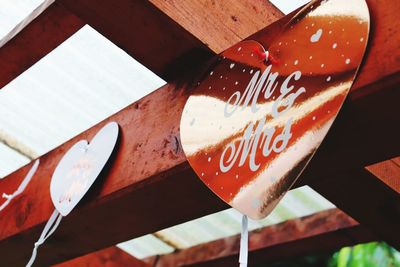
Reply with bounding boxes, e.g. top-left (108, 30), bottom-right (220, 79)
top-left (53, 246), bottom-right (150, 267)
top-left (56, 0), bottom-right (212, 81)
top-left (308, 167), bottom-right (400, 250)
top-left (144, 209), bottom-right (376, 267)
top-left (366, 158), bottom-right (400, 192)
top-left (0, 3), bottom-right (84, 89)
top-left (55, 0), bottom-right (283, 80)
top-left (0, 0), bottom-right (398, 265)
top-left (147, 0), bottom-right (283, 53)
